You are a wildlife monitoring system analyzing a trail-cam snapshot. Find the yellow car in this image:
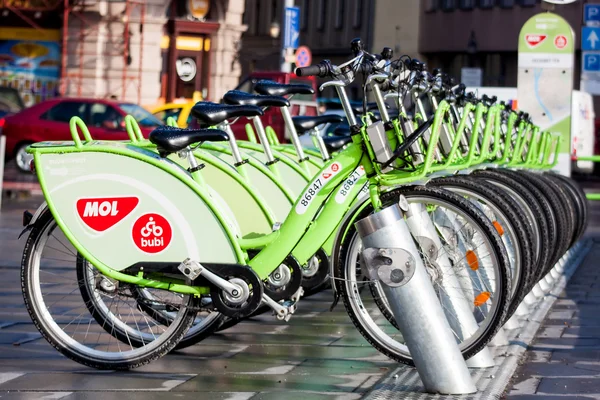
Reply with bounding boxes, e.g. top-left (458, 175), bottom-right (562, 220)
top-left (150, 91), bottom-right (203, 128)
top-left (151, 101), bottom-right (195, 128)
